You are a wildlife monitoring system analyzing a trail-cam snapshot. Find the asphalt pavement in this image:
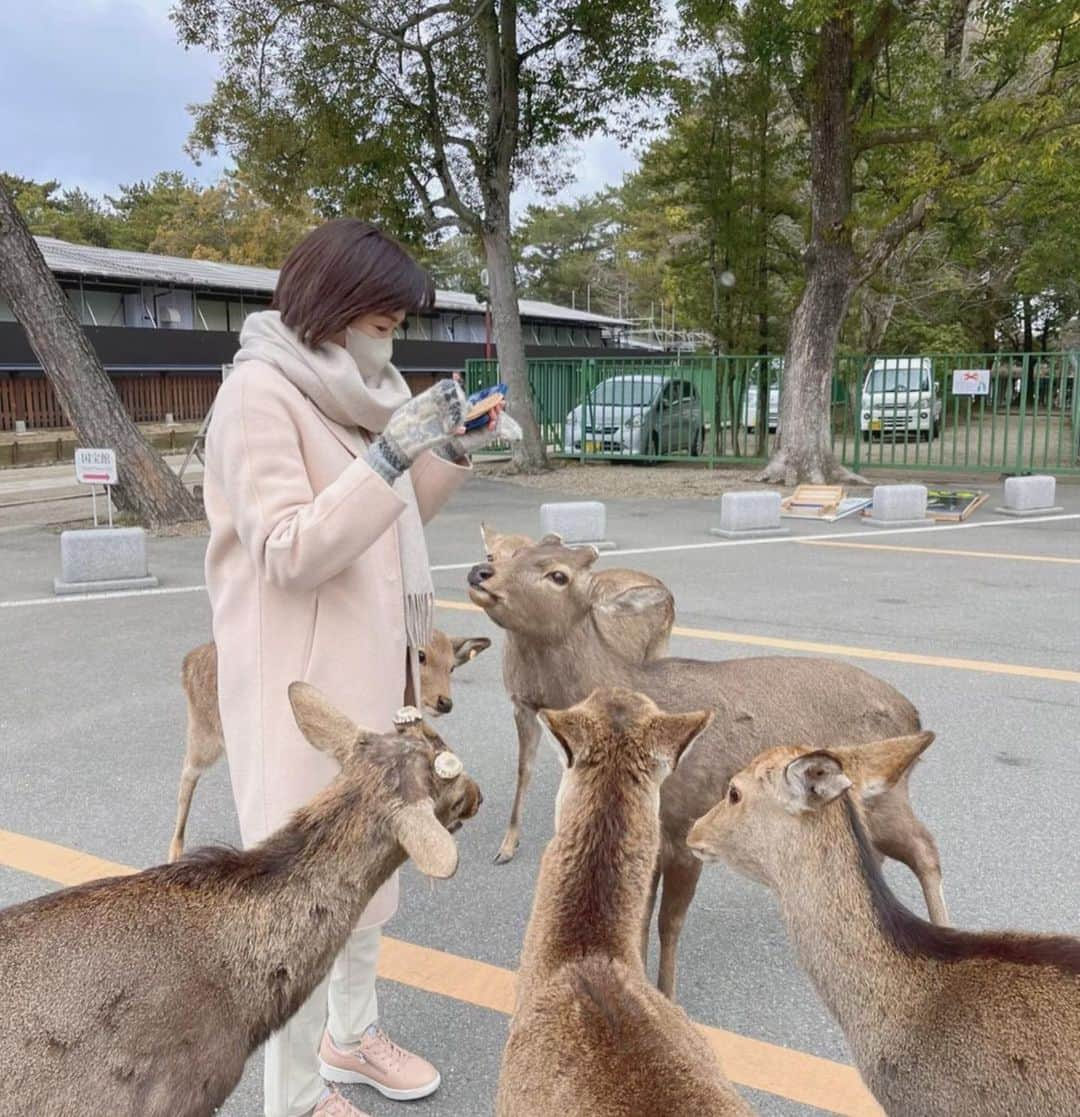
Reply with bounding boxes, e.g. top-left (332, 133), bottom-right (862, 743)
top-left (1, 474), bottom-right (1077, 1116)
